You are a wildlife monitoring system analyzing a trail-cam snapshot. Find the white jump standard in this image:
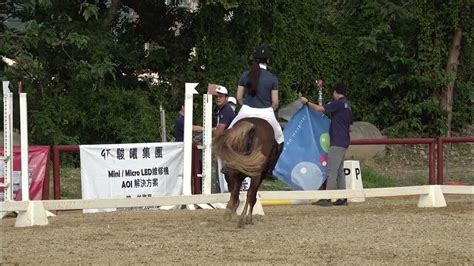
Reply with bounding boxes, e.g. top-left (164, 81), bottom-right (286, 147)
top-left (2, 81), bottom-right (49, 226)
